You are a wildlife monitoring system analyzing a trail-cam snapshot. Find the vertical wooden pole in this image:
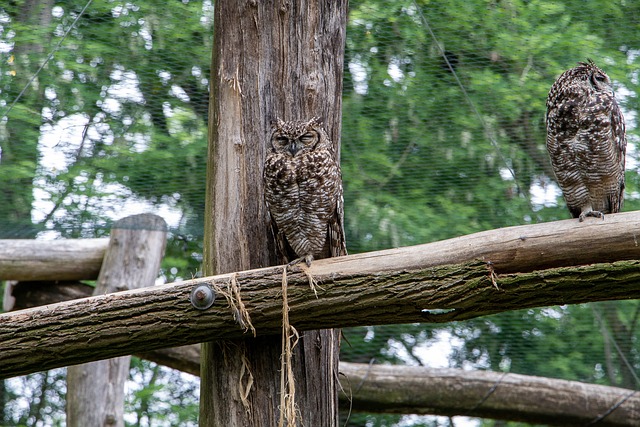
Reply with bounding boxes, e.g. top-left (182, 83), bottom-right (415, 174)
top-left (67, 214), bottom-right (167, 427)
top-left (201, 1), bottom-right (347, 425)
